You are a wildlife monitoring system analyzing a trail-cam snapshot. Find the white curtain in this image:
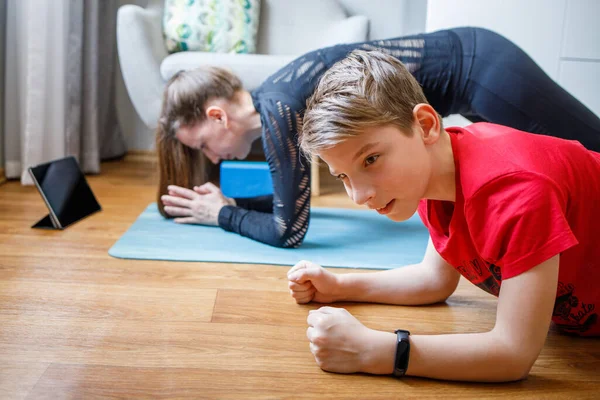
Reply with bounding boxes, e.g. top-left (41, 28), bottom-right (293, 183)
top-left (3, 0), bottom-right (125, 184)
